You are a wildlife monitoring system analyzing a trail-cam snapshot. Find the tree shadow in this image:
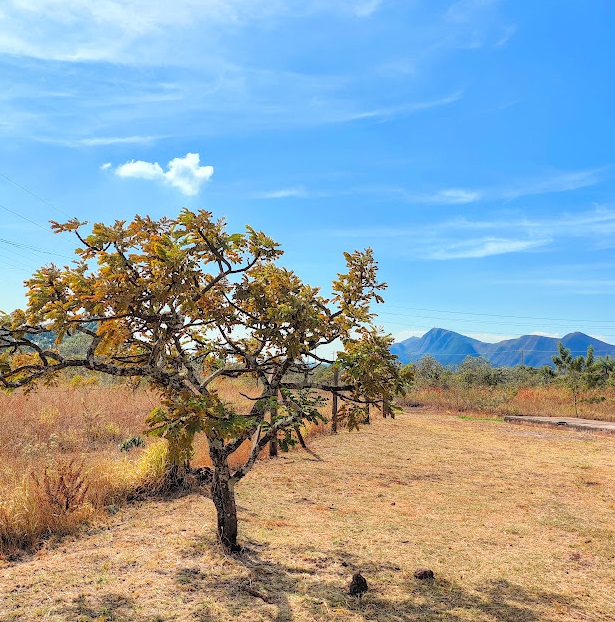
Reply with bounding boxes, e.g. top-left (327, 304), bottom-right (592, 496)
top-left (58, 592), bottom-right (137, 621)
top-left (181, 538), bottom-right (583, 622)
